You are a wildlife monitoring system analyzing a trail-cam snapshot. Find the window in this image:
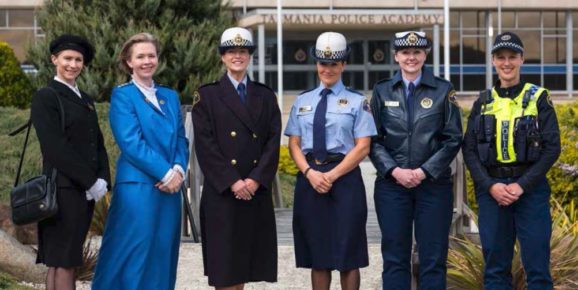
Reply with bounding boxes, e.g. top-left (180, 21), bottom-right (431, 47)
top-left (543, 36), bottom-right (566, 64)
top-left (462, 37), bottom-right (486, 64)
top-left (8, 9), bottom-right (34, 27)
top-left (512, 30), bottom-right (540, 64)
top-left (368, 71), bottom-right (389, 89)
top-left (517, 12), bottom-right (541, 28)
top-left (368, 40), bottom-right (390, 65)
top-left (347, 41), bottom-right (363, 65)
top-left (283, 41), bottom-right (314, 65)
top-left (342, 71), bottom-right (364, 90)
